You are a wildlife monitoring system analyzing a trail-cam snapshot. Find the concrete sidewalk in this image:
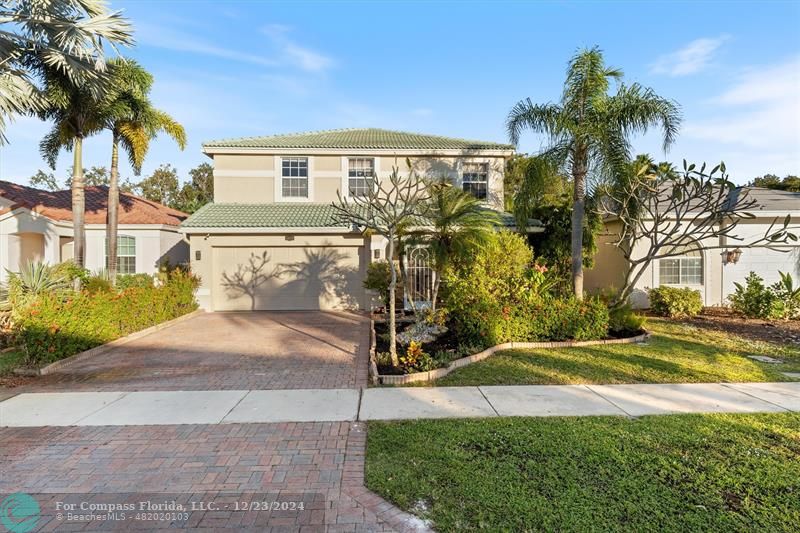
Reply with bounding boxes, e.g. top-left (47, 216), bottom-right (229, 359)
top-left (1, 382), bottom-right (799, 427)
